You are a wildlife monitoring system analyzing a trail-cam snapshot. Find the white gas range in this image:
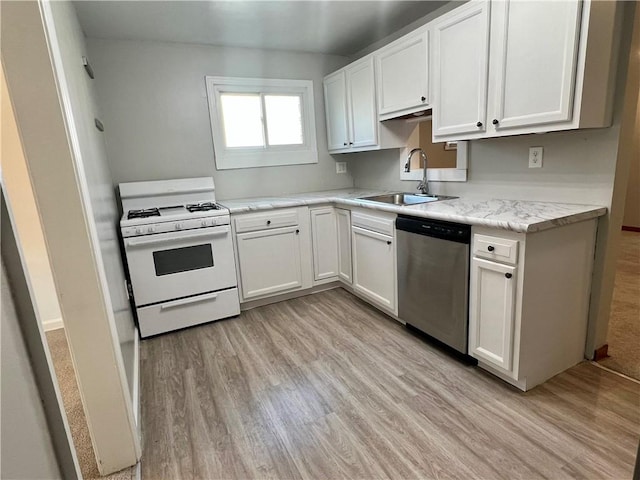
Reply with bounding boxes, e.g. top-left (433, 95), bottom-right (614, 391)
top-left (119, 177), bottom-right (240, 338)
